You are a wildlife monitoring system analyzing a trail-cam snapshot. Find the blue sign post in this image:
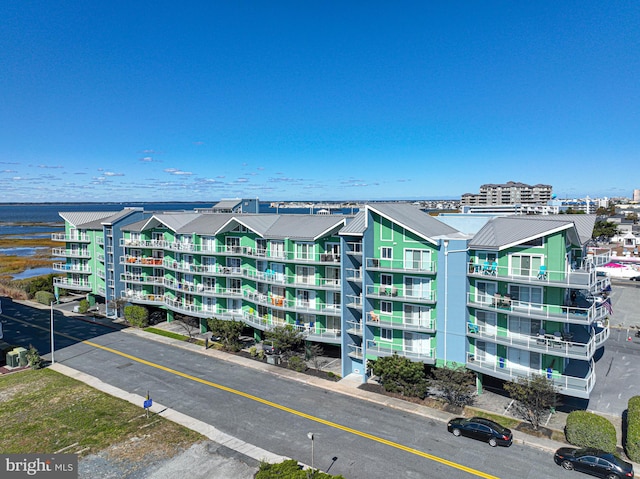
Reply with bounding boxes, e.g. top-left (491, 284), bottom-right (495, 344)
top-left (144, 391), bottom-right (152, 418)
